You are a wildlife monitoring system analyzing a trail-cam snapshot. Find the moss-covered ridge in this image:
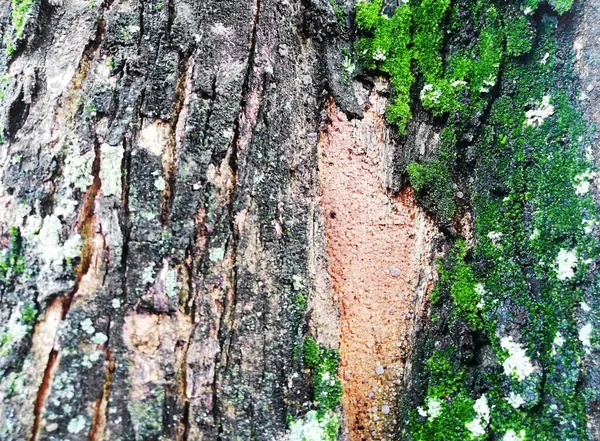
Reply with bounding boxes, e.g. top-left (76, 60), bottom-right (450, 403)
top-left (287, 337), bottom-right (343, 441)
top-left (355, 0), bottom-right (575, 222)
top-left (357, 0), bottom-right (598, 440)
